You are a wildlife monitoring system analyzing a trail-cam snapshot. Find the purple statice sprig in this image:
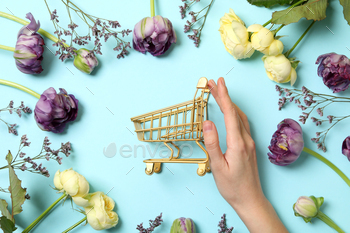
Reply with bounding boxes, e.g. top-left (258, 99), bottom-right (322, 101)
top-left (276, 85), bottom-right (350, 151)
top-left (0, 135), bottom-right (72, 177)
top-left (45, 0), bottom-right (131, 61)
top-left (179, 0), bottom-right (200, 19)
top-left (218, 214), bottom-right (234, 233)
top-left (136, 213), bottom-right (163, 233)
top-left (180, 0), bottom-right (214, 47)
top-left (0, 100), bottom-right (32, 136)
